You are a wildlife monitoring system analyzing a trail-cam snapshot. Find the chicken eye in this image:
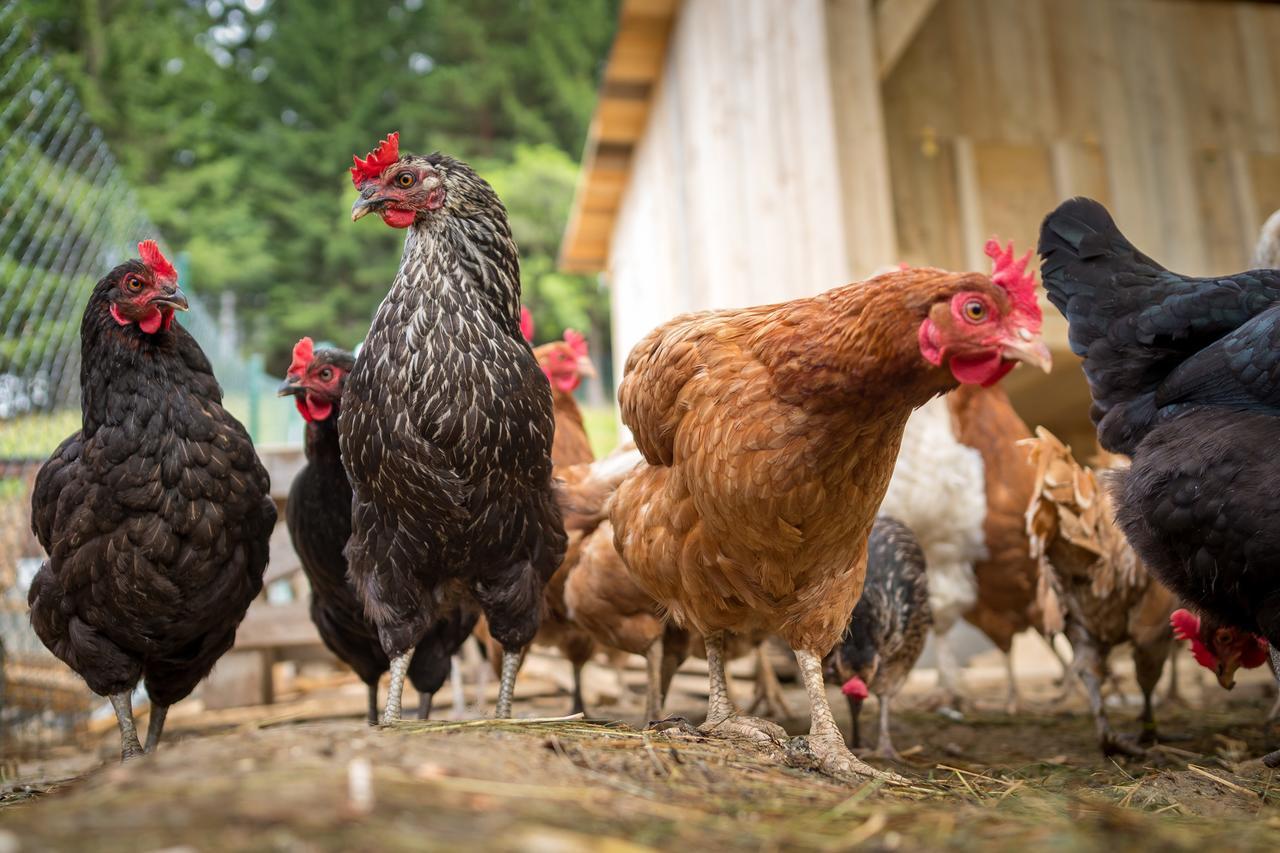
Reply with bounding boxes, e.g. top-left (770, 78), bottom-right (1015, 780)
top-left (124, 276), bottom-right (143, 293)
top-left (396, 172), bottom-right (415, 188)
top-left (962, 299), bottom-right (987, 323)
top-left (318, 367), bottom-right (334, 381)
